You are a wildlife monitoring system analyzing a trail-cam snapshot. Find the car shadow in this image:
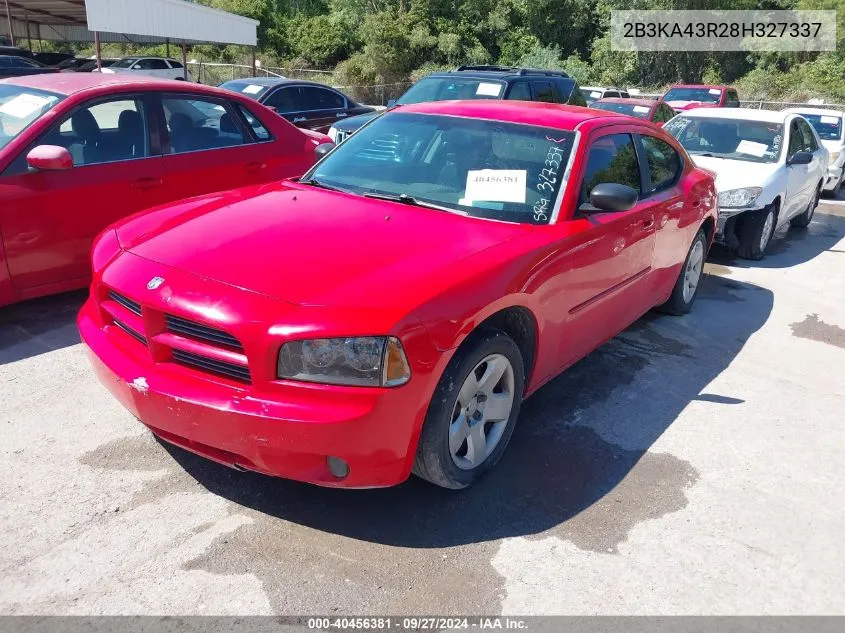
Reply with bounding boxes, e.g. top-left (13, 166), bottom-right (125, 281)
top-left (708, 206), bottom-right (845, 269)
top-left (161, 271), bottom-right (774, 548)
top-left (0, 290), bottom-right (87, 364)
